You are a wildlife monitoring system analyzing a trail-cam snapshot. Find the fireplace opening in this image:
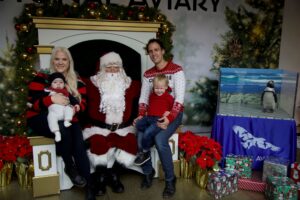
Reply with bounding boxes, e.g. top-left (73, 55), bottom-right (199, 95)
top-left (69, 39), bottom-right (142, 81)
